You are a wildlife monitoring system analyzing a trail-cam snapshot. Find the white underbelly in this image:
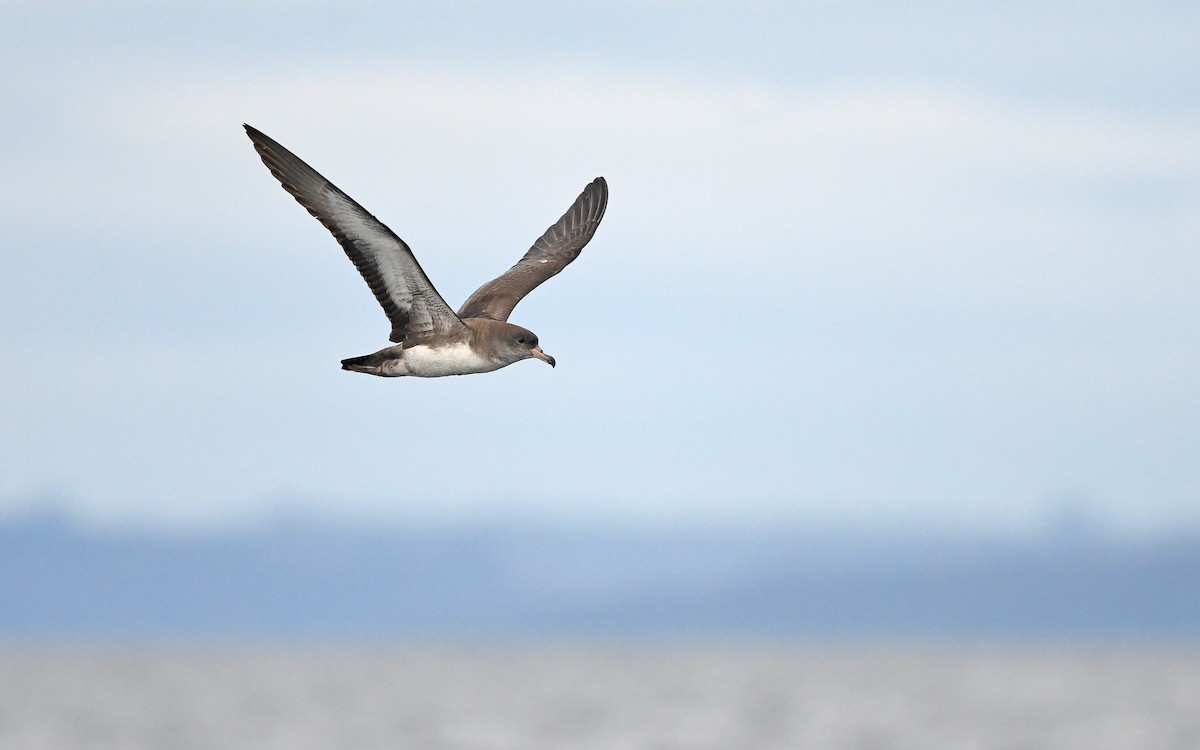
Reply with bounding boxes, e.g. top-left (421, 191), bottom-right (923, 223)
top-left (402, 342), bottom-right (502, 377)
